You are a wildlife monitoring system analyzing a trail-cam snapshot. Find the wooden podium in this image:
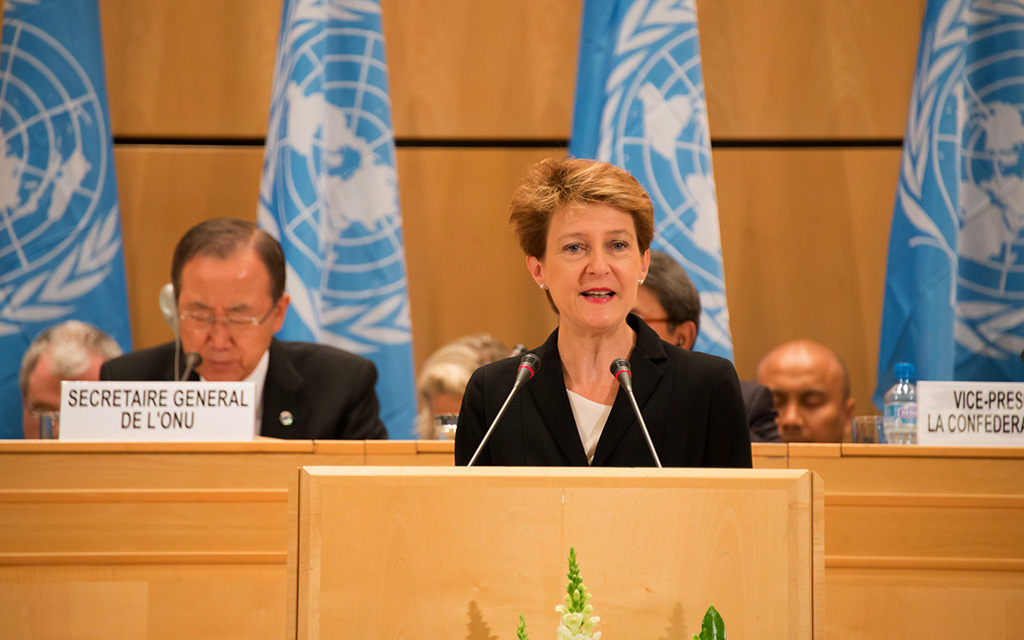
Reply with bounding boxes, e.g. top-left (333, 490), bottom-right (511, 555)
top-left (288, 467), bottom-right (823, 639)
